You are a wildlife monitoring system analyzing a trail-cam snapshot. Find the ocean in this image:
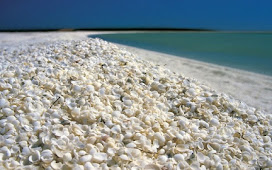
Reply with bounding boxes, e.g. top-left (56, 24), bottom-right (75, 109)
top-left (90, 32), bottom-right (272, 76)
